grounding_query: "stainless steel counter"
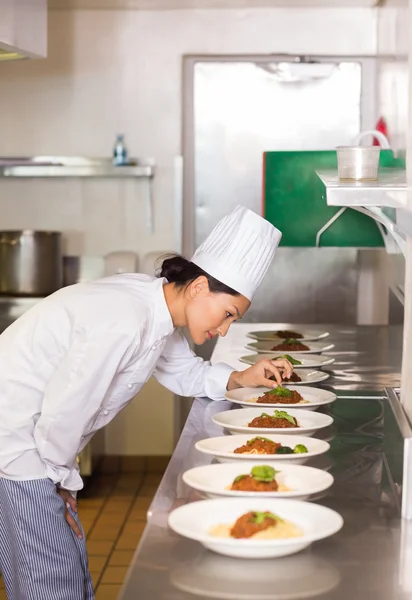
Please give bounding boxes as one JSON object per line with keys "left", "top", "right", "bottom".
{"left": 119, "top": 325, "right": 412, "bottom": 600}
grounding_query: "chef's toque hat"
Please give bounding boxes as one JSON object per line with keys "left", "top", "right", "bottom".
{"left": 191, "top": 205, "right": 282, "bottom": 301}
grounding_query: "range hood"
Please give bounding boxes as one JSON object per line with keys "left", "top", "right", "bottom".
{"left": 0, "top": 0, "right": 47, "bottom": 62}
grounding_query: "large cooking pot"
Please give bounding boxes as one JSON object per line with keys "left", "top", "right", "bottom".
{"left": 0, "top": 230, "right": 63, "bottom": 296}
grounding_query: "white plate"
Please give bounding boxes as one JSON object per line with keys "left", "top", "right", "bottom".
{"left": 212, "top": 407, "right": 333, "bottom": 437}
{"left": 171, "top": 552, "right": 341, "bottom": 600}
{"left": 168, "top": 497, "right": 343, "bottom": 558}
{"left": 195, "top": 434, "right": 330, "bottom": 464}
{"left": 247, "top": 330, "right": 330, "bottom": 342}
{"left": 182, "top": 462, "right": 334, "bottom": 501}
{"left": 225, "top": 386, "right": 336, "bottom": 411}
{"left": 246, "top": 341, "right": 335, "bottom": 355}
{"left": 239, "top": 353, "right": 336, "bottom": 369}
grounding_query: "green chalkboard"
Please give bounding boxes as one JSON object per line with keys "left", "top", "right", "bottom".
{"left": 263, "top": 150, "right": 405, "bottom": 247}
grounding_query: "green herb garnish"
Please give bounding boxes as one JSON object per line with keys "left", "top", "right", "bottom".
{"left": 250, "top": 465, "right": 278, "bottom": 482}
{"left": 273, "top": 410, "right": 296, "bottom": 425}
{"left": 268, "top": 385, "right": 292, "bottom": 398}
{"left": 250, "top": 511, "right": 284, "bottom": 525}
{"left": 283, "top": 339, "right": 299, "bottom": 345}
{"left": 273, "top": 354, "right": 302, "bottom": 366}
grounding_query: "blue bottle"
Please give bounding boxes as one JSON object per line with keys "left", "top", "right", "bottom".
{"left": 113, "top": 134, "right": 128, "bottom": 166}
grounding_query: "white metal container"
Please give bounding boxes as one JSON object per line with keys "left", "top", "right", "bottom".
{"left": 336, "top": 146, "right": 380, "bottom": 181}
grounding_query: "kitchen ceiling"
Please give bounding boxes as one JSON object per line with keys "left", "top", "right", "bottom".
{"left": 49, "top": 0, "right": 395, "bottom": 9}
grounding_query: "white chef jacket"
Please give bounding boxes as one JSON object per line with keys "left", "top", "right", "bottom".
{"left": 0, "top": 274, "right": 234, "bottom": 491}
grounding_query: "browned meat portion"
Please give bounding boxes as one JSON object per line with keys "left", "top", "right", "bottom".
{"left": 230, "top": 512, "right": 278, "bottom": 539}
{"left": 275, "top": 330, "right": 303, "bottom": 339}
{"left": 256, "top": 390, "right": 303, "bottom": 405}
{"left": 282, "top": 372, "right": 302, "bottom": 383}
{"left": 231, "top": 475, "right": 278, "bottom": 492}
{"left": 234, "top": 438, "right": 281, "bottom": 455}
{"left": 271, "top": 341, "right": 309, "bottom": 352}
{"left": 248, "top": 415, "right": 298, "bottom": 429}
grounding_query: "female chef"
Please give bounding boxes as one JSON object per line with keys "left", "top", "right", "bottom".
{"left": 0, "top": 205, "right": 290, "bottom": 600}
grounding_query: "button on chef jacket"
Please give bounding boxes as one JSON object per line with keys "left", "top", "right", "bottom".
{"left": 0, "top": 274, "right": 234, "bottom": 491}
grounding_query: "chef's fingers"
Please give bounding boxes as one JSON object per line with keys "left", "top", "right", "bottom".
{"left": 65, "top": 510, "right": 83, "bottom": 540}
{"left": 261, "top": 363, "right": 283, "bottom": 386}
{"left": 66, "top": 493, "right": 77, "bottom": 513}
{"left": 270, "top": 359, "right": 293, "bottom": 378}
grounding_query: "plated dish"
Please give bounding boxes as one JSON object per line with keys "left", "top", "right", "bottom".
{"left": 182, "top": 462, "right": 334, "bottom": 500}
{"left": 168, "top": 497, "right": 343, "bottom": 558}
{"left": 246, "top": 341, "right": 335, "bottom": 355}
{"left": 212, "top": 407, "right": 334, "bottom": 436}
{"left": 225, "top": 385, "right": 336, "bottom": 411}
{"left": 247, "top": 329, "right": 330, "bottom": 342}
{"left": 239, "top": 353, "right": 336, "bottom": 369}
{"left": 195, "top": 433, "right": 330, "bottom": 464}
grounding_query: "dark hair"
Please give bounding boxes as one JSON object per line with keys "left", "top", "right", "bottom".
{"left": 158, "top": 254, "right": 240, "bottom": 296}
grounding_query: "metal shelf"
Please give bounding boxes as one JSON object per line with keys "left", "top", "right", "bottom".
{"left": 316, "top": 168, "right": 407, "bottom": 208}
{"left": 0, "top": 157, "right": 155, "bottom": 233}
{"left": 316, "top": 168, "right": 410, "bottom": 257}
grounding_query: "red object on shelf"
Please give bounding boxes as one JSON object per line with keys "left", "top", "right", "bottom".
{"left": 373, "top": 117, "right": 389, "bottom": 146}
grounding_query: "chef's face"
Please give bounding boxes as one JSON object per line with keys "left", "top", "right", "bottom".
{"left": 185, "top": 276, "right": 251, "bottom": 345}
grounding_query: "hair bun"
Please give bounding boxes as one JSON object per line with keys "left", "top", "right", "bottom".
{"left": 159, "top": 255, "right": 191, "bottom": 283}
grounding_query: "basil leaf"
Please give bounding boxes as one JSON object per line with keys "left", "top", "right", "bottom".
{"left": 250, "top": 511, "right": 284, "bottom": 525}
{"left": 268, "top": 385, "right": 292, "bottom": 397}
{"left": 273, "top": 354, "right": 302, "bottom": 366}
{"left": 283, "top": 338, "right": 299, "bottom": 344}
{"left": 251, "top": 465, "right": 278, "bottom": 482}
{"left": 273, "top": 410, "right": 296, "bottom": 425}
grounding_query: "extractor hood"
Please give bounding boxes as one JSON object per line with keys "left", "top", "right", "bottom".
{"left": 0, "top": 0, "right": 47, "bottom": 62}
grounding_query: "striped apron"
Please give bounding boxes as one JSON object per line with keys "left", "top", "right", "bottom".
{"left": 0, "top": 478, "right": 94, "bottom": 600}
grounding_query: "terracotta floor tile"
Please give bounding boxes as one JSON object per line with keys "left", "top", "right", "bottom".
{"left": 143, "top": 473, "right": 163, "bottom": 485}
{"left": 132, "top": 496, "right": 152, "bottom": 509}
{"left": 90, "top": 570, "right": 102, "bottom": 589}
{"left": 122, "top": 522, "right": 146, "bottom": 536}
{"left": 88, "top": 556, "right": 107, "bottom": 572}
{"left": 95, "top": 584, "right": 122, "bottom": 600}
{"left": 109, "top": 549, "right": 135, "bottom": 566}
{"left": 0, "top": 589, "right": 7, "bottom": 600}
{"left": 95, "top": 514, "right": 126, "bottom": 527}
{"left": 87, "top": 540, "right": 114, "bottom": 556}
{"left": 100, "top": 566, "right": 129, "bottom": 585}
{"left": 115, "top": 533, "right": 142, "bottom": 550}
{"left": 89, "top": 525, "right": 122, "bottom": 542}
{"left": 146, "top": 455, "right": 171, "bottom": 472}
{"left": 0, "top": 577, "right": 4, "bottom": 589}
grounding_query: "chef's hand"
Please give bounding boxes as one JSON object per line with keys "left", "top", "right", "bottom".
{"left": 227, "top": 358, "right": 293, "bottom": 390}
{"left": 57, "top": 488, "right": 83, "bottom": 540}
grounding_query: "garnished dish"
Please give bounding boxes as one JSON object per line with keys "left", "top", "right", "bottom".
{"left": 195, "top": 434, "right": 329, "bottom": 465}
{"left": 280, "top": 372, "right": 302, "bottom": 383}
{"left": 255, "top": 386, "right": 306, "bottom": 405}
{"left": 234, "top": 436, "right": 308, "bottom": 456}
{"left": 209, "top": 510, "right": 303, "bottom": 540}
{"left": 168, "top": 497, "right": 344, "bottom": 559}
{"left": 212, "top": 406, "right": 334, "bottom": 437}
{"left": 271, "top": 339, "right": 310, "bottom": 352}
{"left": 230, "top": 465, "right": 284, "bottom": 492}
{"left": 248, "top": 410, "right": 299, "bottom": 429}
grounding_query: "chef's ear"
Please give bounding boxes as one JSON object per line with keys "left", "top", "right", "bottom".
{"left": 188, "top": 275, "right": 210, "bottom": 298}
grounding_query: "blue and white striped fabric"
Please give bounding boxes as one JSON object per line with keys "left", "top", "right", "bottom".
{"left": 0, "top": 478, "right": 94, "bottom": 600}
